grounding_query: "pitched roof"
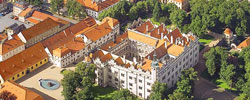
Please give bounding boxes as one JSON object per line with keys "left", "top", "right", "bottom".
{"left": 173, "top": 0, "right": 185, "bottom": 3}
{"left": 167, "top": 43, "right": 184, "bottom": 57}
{"left": 28, "top": 11, "right": 69, "bottom": 25}
{"left": 141, "top": 59, "right": 162, "bottom": 72}
{"left": 84, "top": 21, "right": 112, "bottom": 42}
{"left": 26, "top": 17, "right": 40, "bottom": 24}
{"left": 19, "top": 8, "right": 32, "bottom": 17}
{"left": 21, "top": 18, "right": 59, "bottom": 41}
{"left": 135, "top": 21, "right": 154, "bottom": 34}
{"left": 0, "top": 43, "right": 48, "bottom": 80}
{"left": 224, "top": 28, "right": 232, "bottom": 35}
{"left": 101, "top": 32, "right": 128, "bottom": 51}
{"left": 101, "top": 17, "right": 119, "bottom": 28}
{"left": 53, "top": 47, "right": 71, "bottom": 57}
{"left": 0, "top": 38, "right": 24, "bottom": 55}
{"left": 0, "top": 81, "right": 44, "bottom": 100}
{"left": 127, "top": 30, "right": 158, "bottom": 46}
{"left": 237, "top": 37, "right": 250, "bottom": 49}
{"left": 77, "top": 0, "right": 119, "bottom": 12}
{"left": 149, "top": 24, "right": 168, "bottom": 39}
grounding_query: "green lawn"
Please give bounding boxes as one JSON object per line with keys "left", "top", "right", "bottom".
{"left": 215, "top": 79, "right": 237, "bottom": 91}
{"left": 92, "top": 84, "right": 119, "bottom": 100}
{"left": 199, "top": 34, "right": 215, "bottom": 45}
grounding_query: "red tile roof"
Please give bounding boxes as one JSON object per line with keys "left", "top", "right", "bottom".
{"left": 0, "top": 38, "right": 24, "bottom": 55}
{"left": 0, "top": 81, "right": 44, "bottom": 100}
{"left": 21, "top": 18, "right": 59, "bottom": 41}
{"left": 0, "top": 43, "right": 48, "bottom": 80}
{"left": 237, "top": 37, "right": 250, "bottom": 49}
{"left": 77, "top": 0, "right": 119, "bottom": 12}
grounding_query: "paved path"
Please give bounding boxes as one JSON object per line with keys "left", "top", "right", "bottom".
{"left": 193, "top": 33, "right": 237, "bottom": 100}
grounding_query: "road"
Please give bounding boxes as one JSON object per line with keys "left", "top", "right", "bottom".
{"left": 193, "top": 33, "right": 237, "bottom": 100}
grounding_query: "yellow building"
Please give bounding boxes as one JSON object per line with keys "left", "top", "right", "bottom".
{"left": 0, "top": 43, "right": 48, "bottom": 84}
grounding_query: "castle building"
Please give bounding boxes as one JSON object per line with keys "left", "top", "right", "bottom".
{"left": 160, "top": 0, "right": 189, "bottom": 11}
{"left": 92, "top": 19, "right": 199, "bottom": 99}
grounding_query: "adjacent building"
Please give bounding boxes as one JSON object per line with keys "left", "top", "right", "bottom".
{"left": 77, "top": 0, "right": 120, "bottom": 19}
{"left": 160, "top": 0, "right": 189, "bottom": 11}
{"left": 0, "top": 0, "right": 8, "bottom": 12}
{"left": 0, "top": 43, "right": 48, "bottom": 84}
{"left": 13, "top": 1, "right": 28, "bottom": 16}
{"left": 18, "top": 18, "right": 62, "bottom": 47}
{"left": 236, "top": 37, "right": 250, "bottom": 51}
{"left": 92, "top": 19, "right": 199, "bottom": 99}
{"left": 42, "top": 16, "right": 120, "bottom": 67}
{"left": 0, "top": 81, "right": 44, "bottom": 100}
{"left": 0, "top": 34, "right": 25, "bottom": 62}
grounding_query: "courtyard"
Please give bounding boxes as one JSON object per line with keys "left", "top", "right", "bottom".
{"left": 16, "top": 63, "right": 76, "bottom": 100}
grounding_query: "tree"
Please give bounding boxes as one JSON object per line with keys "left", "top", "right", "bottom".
{"left": 170, "top": 9, "right": 187, "bottom": 28}
{"left": 128, "top": 5, "right": 139, "bottom": 20}
{"left": 219, "top": 64, "right": 236, "bottom": 88}
{"left": 205, "top": 53, "right": 216, "bottom": 76}
{"left": 0, "top": 91, "right": 17, "bottom": 100}
{"left": 112, "top": 89, "right": 137, "bottom": 100}
{"left": 75, "top": 86, "right": 94, "bottom": 100}
{"left": 51, "top": 0, "right": 64, "bottom": 15}
{"left": 152, "top": 1, "right": 162, "bottom": 22}
{"left": 61, "top": 71, "right": 82, "bottom": 100}
{"left": 168, "top": 68, "right": 197, "bottom": 100}
{"left": 149, "top": 81, "right": 168, "bottom": 100}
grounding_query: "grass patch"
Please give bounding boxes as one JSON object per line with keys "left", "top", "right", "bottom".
{"left": 92, "top": 84, "right": 119, "bottom": 100}
{"left": 201, "top": 69, "right": 237, "bottom": 92}
{"left": 199, "top": 34, "right": 215, "bottom": 45}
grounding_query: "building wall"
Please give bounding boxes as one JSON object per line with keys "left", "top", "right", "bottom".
{"left": 5, "top": 58, "right": 48, "bottom": 83}
{"left": 0, "top": 44, "right": 25, "bottom": 62}
{"left": 13, "top": 7, "right": 24, "bottom": 16}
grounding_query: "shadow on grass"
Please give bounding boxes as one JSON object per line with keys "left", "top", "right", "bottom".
{"left": 200, "top": 69, "right": 241, "bottom": 95}
{"left": 92, "top": 85, "right": 118, "bottom": 100}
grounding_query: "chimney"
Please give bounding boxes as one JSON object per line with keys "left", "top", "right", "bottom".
{"left": 146, "top": 25, "right": 148, "bottom": 32}
{"left": 63, "top": 30, "right": 67, "bottom": 37}
{"left": 161, "top": 33, "right": 163, "bottom": 39}
{"left": 171, "top": 35, "right": 173, "bottom": 44}
{"left": 133, "top": 57, "right": 136, "bottom": 63}
{"left": 123, "top": 55, "right": 126, "bottom": 63}
{"left": 158, "top": 28, "right": 160, "bottom": 34}
{"left": 165, "top": 41, "right": 167, "bottom": 49}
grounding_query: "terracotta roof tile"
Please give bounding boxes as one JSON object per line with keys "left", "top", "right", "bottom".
{"left": 0, "top": 43, "right": 48, "bottom": 80}
{"left": 21, "top": 18, "right": 59, "bottom": 40}
{"left": 53, "top": 47, "right": 70, "bottom": 57}
{"left": 150, "top": 24, "right": 168, "bottom": 39}
{"left": 141, "top": 59, "right": 162, "bottom": 72}
{"left": 135, "top": 21, "right": 154, "bottom": 34}
{"left": 224, "top": 28, "right": 232, "bottom": 35}
{"left": 0, "top": 81, "right": 44, "bottom": 100}
{"left": 101, "top": 32, "right": 128, "bottom": 50}
{"left": 77, "top": 0, "right": 119, "bottom": 12}
{"left": 101, "top": 17, "right": 119, "bottom": 28}
{"left": 100, "top": 53, "right": 113, "bottom": 62}
{"left": 19, "top": 8, "right": 32, "bottom": 17}
{"left": 28, "top": 11, "right": 69, "bottom": 25}
{"left": 84, "top": 21, "right": 112, "bottom": 42}
{"left": 128, "top": 30, "right": 158, "bottom": 46}
{"left": 26, "top": 17, "right": 40, "bottom": 24}
{"left": 0, "top": 38, "right": 24, "bottom": 55}
{"left": 237, "top": 37, "right": 250, "bottom": 49}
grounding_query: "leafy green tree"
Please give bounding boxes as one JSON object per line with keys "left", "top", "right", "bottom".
{"left": 33, "top": 0, "right": 43, "bottom": 7}
{"left": 204, "top": 52, "right": 216, "bottom": 76}
{"left": 112, "top": 89, "right": 137, "bottom": 100}
{"left": 129, "top": 5, "right": 139, "bottom": 20}
{"left": 149, "top": 81, "right": 168, "bottom": 100}
{"left": 61, "top": 71, "right": 82, "bottom": 100}
{"left": 153, "top": 1, "right": 162, "bottom": 22}
{"left": 75, "top": 86, "right": 94, "bottom": 100}
{"left": 51, "top": 0, "right": 64, "bottom": 15}
{"left": 168, "top": 92, "right": 192, "bottom": 100}
{"left": 170, "top": 9, "right": 187, "bottom": 28}
{"left": 0, "top": 91, "right": 17, "bottom": 100}
{"left": 219, "top": 64, "right": 236, "bottom": 88}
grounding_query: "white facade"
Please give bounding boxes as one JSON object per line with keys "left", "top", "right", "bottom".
{"left": 0, "top": 44, "right": 25, "bottom": 62}
{"left": 167, "top": 0, "right": 189, "bottom": 11}
{"left": 93, "top": 21, "right": 199, "bottom": 99}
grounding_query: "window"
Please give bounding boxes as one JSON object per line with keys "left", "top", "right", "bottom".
{"left": 168, "top": 71, "right": 170, "bottom": 76}
{"left": 129, "top": 76, "right": 132, "bottom": 79}
{"left": 12, "top": 77, "right": 15, "bottom": 80}
{"left": 147, "top": 89, "right": 151, "bottom": 92}
{"left": 172, "top": 68, "right": 174, "bottom": 72}
{"left": 162, "top": 76, "right": 166, "bottom": 80}
{"left": 139, "top": 86, "right": 142, "bottom": 90}
{"left": 129, "top": 83, "right": 133, "bottom": 86}
{"left": 36, "top": 64, "right": 38, "bottom": 67}
{"left": 17, "top": 74, "right": 19, "bottom": 77}
{"left": 22, "top": 72, "right": 24, "bottom": 75}
{"left": 147, "top": 82, "right": 151, "bottom": 86}
{"left": 44, "top": 59, "right": 47, "bottom": 62}
{"left": 139, "top": 79, "right": 142, "bottom": 83}
{"left": 40, "top": 61, "right": 42, "bottom": 64}
{"left": 115, "top": 78, "right": 118, "bottom": 81}
{"left": 121, "top": 73, "right": 124, "bottom": 77}
{"left": 121, "top": 80, "right": 125, "bottom": 83}
{"left": 139, "top": 93, "right": 142, "bottom": 97}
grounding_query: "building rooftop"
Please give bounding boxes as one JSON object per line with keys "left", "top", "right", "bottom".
{"left": 237, "top": 37, "right": 250, "bottom": 49}
{"left": 21, "top": 18, "right": 59, "bottom": 41}
{"left": 0, "top": 36, "right": 24, "bottom": 55}
{"left": 224, "top": 28, "right": 232, "bottom": 35}
{"left": 0, "top": 12, "right": 32, "bottom": 34}
{"left": 0, "top": 43, "right": 48, "bottom": 80}
{"left": 77, "top": 0, "right": 119, "bottom": 12}
{"left": 19, "top": 8, "right": 32, "bottom": 17}
{"left": 0, "top": 81, "right": 43, "bottom": 100}
{"left": 27, "top": 11, "right": 69, "bottom": 25}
